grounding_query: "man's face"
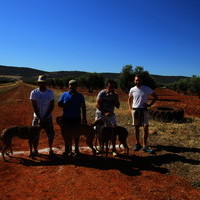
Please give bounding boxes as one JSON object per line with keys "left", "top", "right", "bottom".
{"left": 69, "top": 84, "right": 77, "bottom": 91}
{"left": 38, "top": 82, "right": 47, "bottom": 90}
{"left": 106, "top": 83, "right": 115, "bottom": 93}
{"left": 134, "top": 77, "right": 142, "bottom": 86}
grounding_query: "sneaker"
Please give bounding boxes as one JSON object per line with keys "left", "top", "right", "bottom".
{"left": 112, "top": 151, "right": 118, "bottom": 157}
{"left": 142, "top": 146, "right": 154, "bottom": 153}
{"left": 96, "top": 146, "right": 104, "bottom": 154}
{"left": 133, "top": 144, "right": 142, "bottom": 151}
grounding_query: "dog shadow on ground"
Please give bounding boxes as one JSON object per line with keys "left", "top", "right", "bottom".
{"left": 5, "top": 145, "right": 199, "bottom": 177}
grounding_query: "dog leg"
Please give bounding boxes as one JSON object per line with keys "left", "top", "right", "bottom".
{"left": 121, "top": 142, "right": 129, "bottom": 154}
{"left": 68, "top": 139, "right": 73, "bottom": 156}
{"left": 126, "top": 145, "right": 129, "bottom": 155}
{"left": 118, "top": 136, "right": 129, "bottom": 155}
{"left": 86, "top": 136, "right": 96, "bottom": 156}
{"left": 2, "top": 143, "right": 13, "bottom": 161}
{"left": 105, "top": 141, "right": 109, "bottom": 157}
{"left": 31, "top": 135, "right": 39, "bottom": 157}
{"left": 2, "top": 146, "right": 7, "bottom": 161}
{"left": 63, "top": 139, "right": 71, "bottom": 157}
{"left": 10, "top": 146, "right": 13, "bottom": 155}
{"left": 111, "top": 133, "right": 117, "bottom": 156}
{"left": 1, "top": 137, "right": 12, "bottom": 161}
{"left": 74, "top": 137, "right": 80, "bottom": 155}
{"left": 28, "top": 139, "right": 33, "bottom": 158}
{"left": 124, "top": 143, "right": 129, "bottom": 155}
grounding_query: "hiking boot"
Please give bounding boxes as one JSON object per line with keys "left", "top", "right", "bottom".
{"left": 142, "top": 146, "right": 154, "bottom": 153}
{"left": 133, "top": 144, "right": 142, "bottom": 151}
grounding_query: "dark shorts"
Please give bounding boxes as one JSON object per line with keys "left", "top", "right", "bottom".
{"left": 32, "top": 117, "right": 55, "bottom": 140}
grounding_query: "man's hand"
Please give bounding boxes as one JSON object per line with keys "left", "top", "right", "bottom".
{"left": 104, "top": 112, "right": 113, "bottom": 117}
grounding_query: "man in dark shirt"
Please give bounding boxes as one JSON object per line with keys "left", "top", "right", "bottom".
{"left": 95, "top": 80, "right": 120, "bottom": 149}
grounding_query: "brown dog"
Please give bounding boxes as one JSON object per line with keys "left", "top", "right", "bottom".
{"left": 56, "top": 116, "right": 103, "bottom": 156}
{"left": 100, "top": 126, "right": 129, "bottom": 156}
{"left": 1, "top": 125, "right": 42, "bottom": 161}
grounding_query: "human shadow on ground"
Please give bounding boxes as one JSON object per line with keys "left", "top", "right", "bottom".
{"left": 9, "top": 153, "right": 169, "bottom": 176}
{"left": 4, "top": 142, "right": 200, "bottom": 176}
{"left": 6, "top": 146, "right": 199, "bottom": 177}
{"left": 119, "top": 152, "right": 200, "bottom": 167}
{"left": 151, "top": 145, "right": 200, "bottom": 154}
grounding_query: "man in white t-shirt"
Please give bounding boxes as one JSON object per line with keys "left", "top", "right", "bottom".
{"left": 30, "top": 75, "right": 55, "bottom": 156}
{"left": 128, "top": 74, "right": 157, "bottom": 153}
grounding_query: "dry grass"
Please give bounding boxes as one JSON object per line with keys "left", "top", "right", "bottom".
{"left": 0, "top": 81, "right": 21, "bottom": 94}
{"left": 149, "top": 118, "right": 200, "bottom": 185}
{"left": 0, "top": 75, "right": 22, "bottom": 79}
{"left": 83, "top": 95, "right": 200, "bottom": 188}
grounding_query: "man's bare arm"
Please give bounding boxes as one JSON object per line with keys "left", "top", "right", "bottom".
{"left": 128, "top": 96, "right": 133, "bottom": 111}
{"left": 31, "top": 99, "right": 40, "bottom": 119}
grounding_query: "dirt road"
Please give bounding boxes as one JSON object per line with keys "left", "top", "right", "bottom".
{"left": 0, "top": 83, "right": 199, "bottom": 200}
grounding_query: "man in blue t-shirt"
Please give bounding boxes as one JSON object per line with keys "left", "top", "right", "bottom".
{"left": 58, "top": 80, "right": 87, "bottom": 156}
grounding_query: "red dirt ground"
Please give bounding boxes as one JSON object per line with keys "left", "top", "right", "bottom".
{"left": 0, "top": 83, "right": 199, "bottom": 200}
{"left": 153, "top": 88, "right": 200, "bottom": 118}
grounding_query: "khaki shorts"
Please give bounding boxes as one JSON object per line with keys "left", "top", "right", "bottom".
{"left": 131, "top": 110, "right": 149, "bottom": 126}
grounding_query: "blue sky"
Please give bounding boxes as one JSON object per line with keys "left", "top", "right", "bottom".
{"left": 0, "top": 0, "right": 199, "bottom": 77}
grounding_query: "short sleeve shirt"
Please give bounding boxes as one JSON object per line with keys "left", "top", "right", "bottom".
{"left": 30, "top": 88, "right": 54, "bottom": 118}
{"left": 129, "top": 85, "right": 153, "bottom": 108}
{"left": 58, "top": 91, "right": 84, "bottom": 119}
{"left": 96, "top": 89, "right": 118, "bottom": 115}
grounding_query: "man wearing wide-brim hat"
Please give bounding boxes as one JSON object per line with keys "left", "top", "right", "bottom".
{"left": 58, "top": 79, "right": 87, "bottom": 156}
{"left": 30, "top": 75, "right": 55, "bottom": 156}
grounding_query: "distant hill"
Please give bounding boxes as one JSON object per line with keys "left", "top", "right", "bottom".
{"left": 0, "top": 65, "right": 189, "bottom": 84}
{"left": 150, "top": 74, "right": 189, "bottom": 84}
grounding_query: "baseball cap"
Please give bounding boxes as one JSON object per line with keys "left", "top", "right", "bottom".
{"left": 69, "top": 79, "right": 78, "bottom": 85}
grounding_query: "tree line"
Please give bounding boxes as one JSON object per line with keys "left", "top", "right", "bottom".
{"left": 48, "top": 65, "right": 157, "bottom": 93}
{"left": 166, "top": 75, "right": 200, "bottom": 98}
